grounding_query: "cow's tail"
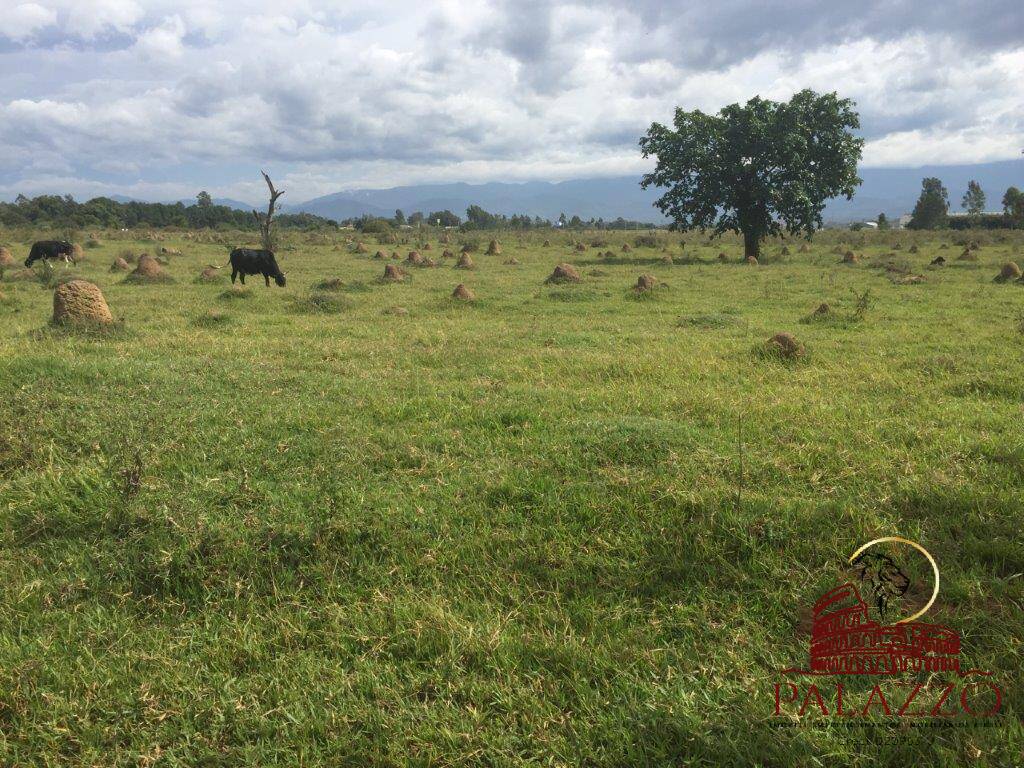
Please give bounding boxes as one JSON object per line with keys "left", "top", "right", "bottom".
{"left": 207, "top": 247, "right": 235, "bottom": 270}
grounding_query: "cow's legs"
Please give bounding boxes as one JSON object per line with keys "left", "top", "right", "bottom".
{"left": 264, "top": 273, "right": 271, "bottom": 287}
{"left": 231, "top": 269, "right": 238, "bottom": 284}
{"left": 239, "top": 273, "right": 245, "bottom": 284}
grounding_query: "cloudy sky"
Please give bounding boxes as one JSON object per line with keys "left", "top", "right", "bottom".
{"left": 1, "top": 0, "right": 1022, "bottom": 203}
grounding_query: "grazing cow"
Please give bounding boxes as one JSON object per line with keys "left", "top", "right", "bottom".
{"left": 227, "top": 248, "right": 286, "bottom": 287}
{"left": 25, "top": 240, "right": 75, "bottom": 267}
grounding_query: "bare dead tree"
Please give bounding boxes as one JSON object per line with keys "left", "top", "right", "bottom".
{"left": 252, "top": 170, "right": 284, "bottom": 252}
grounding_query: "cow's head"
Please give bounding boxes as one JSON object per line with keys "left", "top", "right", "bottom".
{"left": 275, "top": 272, "right": 286, "bottom": 287}
{"left": 24, "top": 255, "right": 36, "bottom": 267}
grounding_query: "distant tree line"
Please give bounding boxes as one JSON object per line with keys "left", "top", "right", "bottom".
{"left": 908, "top": 178, "right": 1023, "bottom": 230}
{"left": 0, "top": 193, "right": 338, "bottom": 231}
{"left": 347, "top": 206, "right": 659, "bottom": 232}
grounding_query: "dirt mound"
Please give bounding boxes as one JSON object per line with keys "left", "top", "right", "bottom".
{"left": 71, "top": 243, "right": 84, "bottom": 261}
{"left": 486, "top": 239, "right": 501, "bottom": 255}
{"left": 718, "top": 252, "right": 728, "bottom": 262}
{"left": 994, "top": 262, "right": 1022, "bottom": 283}
{"left": 0, "top": 246, "right": 13, "bottom": 266}
{"left": 635, "top": 274, "right": 656, "bottom": 292}
{"left": 421, "top": 257, "right": 438, "bottom": 268}
{"left": 780, "top": 246, "right": 790, "bottom": 256}
{"left": 813, "top": 302, "right": 831, "bottom": 317}
{"left": 460, "top": 244, "right": 474, "bottom": 254}
{"left": 798, "top": 243, "right": 810, "bottom": 253}
{"left": 622, "top": 243, "right": 632, "bottom": 253}
{"left": 452, "top": 283, "right": 475, "bottom": 300}
{"left": 405, "top": 251, "right": 423, "bottom": 265}
{"left": 4, "top": 269, "right": 36, "bottom": 282}
{"left": 110, "top": 257, "right": 130, "bottom": 271}
{"left": 957, "top": 249, "right": 978, "bottom": 262}
{"left": 383, "top": 305, "right": 409, "bottom": 316}
{"left": 661, "top": 255, "right": 674, "bottom": 264}
{"left": 842, "top": 251, "right": 859, "bottom": 264}
{"left": 391, "top": 251, "right": 400, "bottom": 260}
{"left": 52, "top": 280, "right": 112, "bottom": 326}
{"left": 197, "top": 266, "right": 222, "bottom": 282}
{"left": 160, "top": 247, "right": 182, "bottom": 256}
{"left": 574, "top": 242, "right": 586, "bottom": 252}
{"left": 763, "top": 332, "right": 804, "bottom": 360}
{"left": 374, "top": 250, "right": 386, "bottom": 260}
{"left": 503, "top": 257, "right": 519, "bottom": 265}
{"left": 422, "top": 243, "right": 432, "bottom": 251}
{"left": 442, "top": 249, "right": 454, "bottom": 259}
{"left": 355, "top": 242, "right": 369, "bottom": 253}
{"left": 894, "top": 274, "right": 926, "bottom": 285}
{"left": 745, "top": 255, "right": 759, "bottom": 265}
{"left": 909, "top": 244, "right": 919, "bottom": 254}
{"left": 383, "top": 264, "right": 405, "bottom": 281}
{"left": 125, "top": 253, "right": 173, "bottom": 283}
{"left": 542, "top": 240, "right": 551, "bottom": 247}
{"left": 455, "top": 253, "right": 475, "bottom": 269}
{"left": 313, "top": 278, "right": 346, "bottom": 291}
{"left": 930, "top": 256, "right": 945, "bottom": 266}
{"left": 546, "top": 263, "right": 581, "bottom": 284}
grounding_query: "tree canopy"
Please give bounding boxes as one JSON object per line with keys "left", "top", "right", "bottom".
{"left": 429, "top": 210, "right": 461, "bottom": 227}
{"left": 639, "top": 89, "right": 863, "bottom": 257}
{"left": 908, "top": 178, "right": 949, "bottom": 230}
{"left": 961, "top": 180, "right": 986, "bottom": 218}
{"left": 1003, "top": 187, "right": 1023, "bottom": 228}
{"left": 0, "top": 194, "right": 336, "bottom": 231}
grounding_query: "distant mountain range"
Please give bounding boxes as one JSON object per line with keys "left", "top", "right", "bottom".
{"left": 289, "top": 159, "right": 1021, "bottom": 224}
{"left": 107, "top": 194, "right": 256, "bottom": 210}
{"left": 292, "top": 177, "right": 669, "bottom": 223}
{"left": 5, "top": 159, "right": 1020, "bottom": 223}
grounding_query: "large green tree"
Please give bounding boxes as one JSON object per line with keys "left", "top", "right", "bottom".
{"left": 1003, "top": 187, "right": 1024, "bottom": 228}
{"left": 961, "top": 180, "right": 986, "bottom": 218}
{"left": 907, "top": 177, "right": 949, "bottom": 230}
{"left": 639, "top": 89, "right": 863, "bottom": 258}
{"left": 429, "top": 209, "right": 461, "bottom": 227}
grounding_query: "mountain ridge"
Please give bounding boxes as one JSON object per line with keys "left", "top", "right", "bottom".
{"left": 292, "top": 159, "right": 1022, "bottom": 223}
{"left": 4, "top": 159, "right": 1019, "bottom": 223}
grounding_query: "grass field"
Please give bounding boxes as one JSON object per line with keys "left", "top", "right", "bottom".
{"left": 1, "top": 227, "right": 1023, "bottom": 765}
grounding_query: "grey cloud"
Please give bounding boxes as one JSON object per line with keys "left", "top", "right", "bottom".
{"left": 0, "top": 0, "right": 1021, "bottom": 198}
{"left": 604, "top": 0, "right": 1024, "bottom": 68}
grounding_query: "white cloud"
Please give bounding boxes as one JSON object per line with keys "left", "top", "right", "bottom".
{"left": 2, "top": 3, "right": 57, "bottom": 40}
{"left": 0, "top": 0, "right": 1021, "bottom": 201}
{"left": 64, "top": 0, "right": 145, "bottom": 38}
{"left": 132, "top": 15, "right": 186, "bottom": 61}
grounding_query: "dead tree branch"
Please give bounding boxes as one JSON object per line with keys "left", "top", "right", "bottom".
{"left": 252, "top": 170, "right": 285, "bottom": 251}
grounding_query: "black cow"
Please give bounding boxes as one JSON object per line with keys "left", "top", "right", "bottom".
{"left": 228, "top": 248, "right": 286, "bottom": 287}
{"left": 25, "top": 240, "right": 75, "bottom": 267}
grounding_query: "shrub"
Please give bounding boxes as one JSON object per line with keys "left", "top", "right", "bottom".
{"left": 292, "top": 291, "right": 352, "bottom": 314}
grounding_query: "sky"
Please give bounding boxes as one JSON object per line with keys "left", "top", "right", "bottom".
{"left": 0, "top": 0, "right": 1022, "bottom": 204}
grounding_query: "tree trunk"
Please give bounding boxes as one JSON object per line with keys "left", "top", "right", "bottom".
{"left": 743, "top": 229, "right": 760, "bottom": 260}
{"left": 252, "top": 170, "right": 284, "bottom": 252}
